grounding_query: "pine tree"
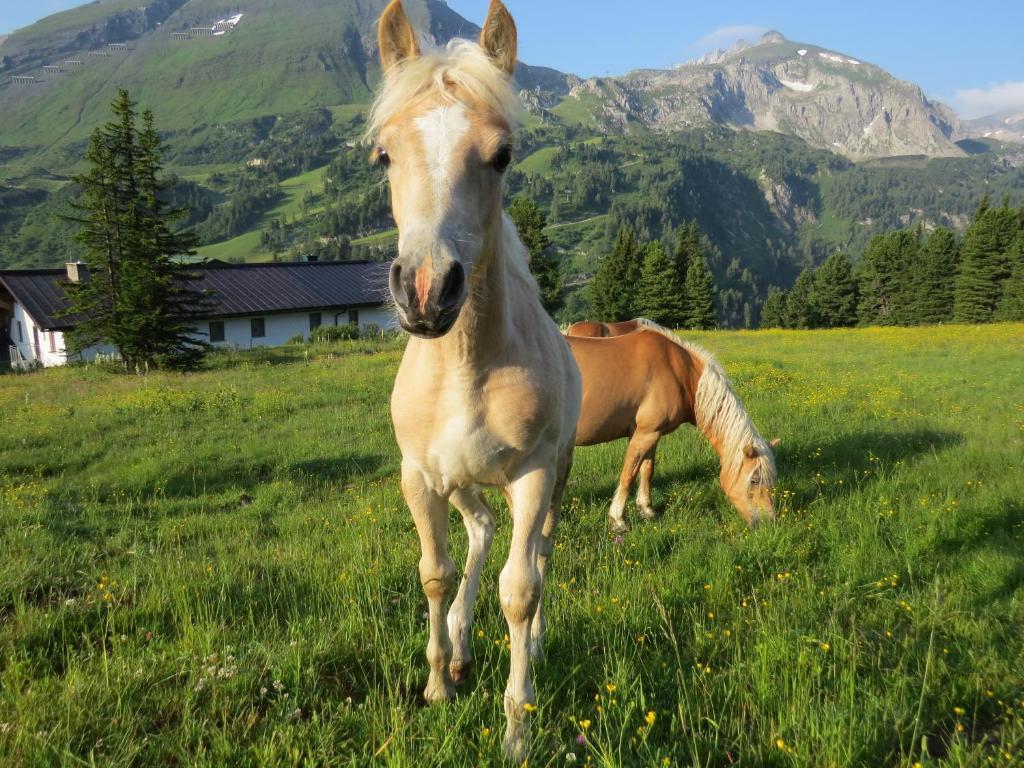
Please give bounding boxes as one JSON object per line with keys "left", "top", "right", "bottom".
{"left": 683, "top": 251, "right": 716, "bottom": 329}
{"left": 783, "top": 268, "right": 819, "bottom": 329}
{"left": 676, "top": 221, "right": 701, "bottom": 284}
{"left": 954, "top": 198, "right": 1019, "bottom": 323}
{"left": 812, "top": 252, "right": 858, "bottom": 327}
{"left": 857, "top": 231, "right": 916, "bottom": 326}
{"left": 63, "top": 90, "right": 205, "bottom": 370}
{"left": 760, "top": 289, "right": 788, "bottom": 328}
{"left": 509, "top": 195, "right": 562, "bottom": 313}
{"left": 635, "top": 241, "right": 687, "bottom": 327}
{"left": 996, "top": 234, "right": 1024, "bottom": 321}
{"left": 589, "top": 224, "right": 642, "bottom": 321}
{"left": 911, "top": 228, "right": 959, "bottom": 324}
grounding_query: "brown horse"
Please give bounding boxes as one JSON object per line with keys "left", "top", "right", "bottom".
{"left": 565, "top": 319, "right": 778, "bottom": 530}
{"left": 373, "top": 1, "right": 580, "bottom": 759}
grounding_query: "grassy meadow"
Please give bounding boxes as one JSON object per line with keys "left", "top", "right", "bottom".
{"left": 1, "top": 325, "right": 1023, "bottom": 767}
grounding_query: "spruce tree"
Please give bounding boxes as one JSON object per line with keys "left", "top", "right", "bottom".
{"left": 783, "top": 268, "right": 819, "bottom": 329}
{"left": 635, "top": 241, "right": 687, "bottom": 327}
{"left": 63, "top": 90, "right": 205, "bottom": 370}
{"left": 683, "top": 252, "right": 717, "bottom": 329}
{"left": 911, "top": 228, "right": 959, "bottom": 324}
{"left": 812, "top": 252, "right": 858, "bottom": 327}
{"left": 760, "top": 289, "right": 788, "bottom": 328}
{"left": 509, "top": 195, "right": 562, "bottom": 313}
{"left": 589, "top": 224, "right": 642, "bottom": 321}
{"left": 995, "top": 235, "right": 1024, "bottom": 321}
{"left": 857, "top": 231, "right": 915, "bottom": 326}
{"left": 954, "top": 198, "right": 1019, "bottom": 323}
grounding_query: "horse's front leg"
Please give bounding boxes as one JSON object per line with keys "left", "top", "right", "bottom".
{"left": 500, "top": 462, "right": 555, "bottom": 761}
{"left": 447, "top": 488, "right": 496, "bottom": 684}
{"left": 401, "top": 464, "right": 457, "bottom": 703}
{"left": 609, "top": 430, "right": 660, "bottom": 532}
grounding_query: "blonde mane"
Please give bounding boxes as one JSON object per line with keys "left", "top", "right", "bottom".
{"left": 633, "top": 318, "right": 777, "bottom": 485}
{"left": 367, "top": 39, "right": 521, "bottom": 141}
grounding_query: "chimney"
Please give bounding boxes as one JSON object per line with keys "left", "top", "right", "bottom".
{"left": 65, "top": 262, "right": 88, "bottom": 283}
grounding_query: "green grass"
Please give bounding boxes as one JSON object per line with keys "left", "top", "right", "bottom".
{"left": 194, "top": 163, "right": 331, "bottom": 262}
{"left": 1, "top": 325, "right": 1023, "bottom": 766}
{"left": 516, "top": 147, "right": 559, "bottom": 175}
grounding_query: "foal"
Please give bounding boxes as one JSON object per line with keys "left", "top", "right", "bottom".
{"left": 565, "top": 320, "right": 778, "bottom": 529}
{"left": 373, "top": 1, "right": 580, "bottom": 758}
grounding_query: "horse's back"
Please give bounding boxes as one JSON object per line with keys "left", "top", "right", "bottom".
{"left": 567, "top": 330, "right": 696, "bottom": 445}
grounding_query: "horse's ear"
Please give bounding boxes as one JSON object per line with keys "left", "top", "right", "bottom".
{"left": 378, "top": 0, "right": 419, "bottom": 73}
{"left": 769, "top": 438, "right": 781, "bottom": 449}
{"left": 479, "top": 0, "right": 517, "bottom": 76}
{"left": 744, "top": 443, "right": 759, "bottom": 459}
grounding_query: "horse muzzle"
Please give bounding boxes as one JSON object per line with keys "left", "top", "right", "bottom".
{"left": 389, "top": 256, "right": 466, "bottom": 339}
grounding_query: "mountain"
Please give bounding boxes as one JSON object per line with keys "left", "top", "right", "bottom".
{"left": 560, "top": 31, "right": 963, "bottom": 161}
{"left": 2, "top": 3, "right": 1022, "bottom": 327}
{"left": 963, "top": 110, "right": 1024, "bottom": 144}
{"left": 0, "top": 0, "right": 573, "bottom": 174}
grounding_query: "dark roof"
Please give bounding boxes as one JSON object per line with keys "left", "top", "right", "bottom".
{"left": 0, "top": 260, "right": 392, "bottom": 331}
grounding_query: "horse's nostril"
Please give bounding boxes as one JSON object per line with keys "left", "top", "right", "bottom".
{"left": 439, "top": 263, "right": 465, "bottom": 310}
{"left": 389, "top": 261, "right": 406, "bottom": 307}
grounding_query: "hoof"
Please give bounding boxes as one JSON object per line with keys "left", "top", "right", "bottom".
{"left": 449, "top": 659, "right": 473, "bottom": 685}
{"left": 637, "top": 505, "right": 657, "bottom": 521}
{"left": 423, "top": 677, "right": 455, "bottom": 703}
{"left": 502, "top": 728, "right": 529, "bottom": 763}
{"left": 608, "top": 516, "right": 628, "bottom": 533}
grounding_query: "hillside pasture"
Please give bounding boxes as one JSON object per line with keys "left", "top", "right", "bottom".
{"left": 1, "top": 325, "right": 1022, "bottom": 766}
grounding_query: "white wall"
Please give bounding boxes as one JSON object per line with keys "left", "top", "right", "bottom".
{"left": 7, "top": 302, "right": 72, "bottom": 368}
{"left": 197, "top": 307, "right": 398, "bottom": 349}
{"left": 5, "top": 303, "right": 397, "bottom": 368}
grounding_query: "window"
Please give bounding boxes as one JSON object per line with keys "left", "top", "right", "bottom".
{"left": 250, "top": 317, "right": 266, "bottom": 339}
{"left": 209, "top": 321, "right": 225, "bottom": 343}
{"left": 16, "top": 321, "right": 23, "bottom": 342}
{"left": 309, "top": 313, "right": 322, "bottom": 332}
{"left": 348, "top": 309, "right": 359, "bottom": 325}
{"left": 49, "top": 331, "right": 57, "bottom": 353}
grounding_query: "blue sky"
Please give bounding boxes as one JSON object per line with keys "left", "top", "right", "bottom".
{"left": 3, "top": 0, "right": 1022, "bottom": 117}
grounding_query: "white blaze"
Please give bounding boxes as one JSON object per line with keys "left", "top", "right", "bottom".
{"left": 414, "top": 105, "right": 471, "bottom": 209}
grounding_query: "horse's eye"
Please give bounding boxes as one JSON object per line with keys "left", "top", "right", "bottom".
{"left": 750, "top": 470, "right": 761, "bottom": 487}
{"left": 491, "top": 145, "right": 512, "bottom": 173}
{"left": 373, "top": 147, "right": 391, "bottom": 168}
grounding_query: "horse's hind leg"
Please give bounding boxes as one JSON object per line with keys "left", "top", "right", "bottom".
{"left": 447, "top": 488, "right": 496, "bottom": 684}
{"left": 635, "top": 439, "right": 659, "bottom": 521}
{"left": 609, "top": 430, "right": 660, "bottom": 532}
{"left": 530, "top": 448, "right": 572, "bottom": 661}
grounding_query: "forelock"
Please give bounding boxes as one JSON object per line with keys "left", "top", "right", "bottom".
{"left": 367, "top": 39, "right": 520, "bottom": 141}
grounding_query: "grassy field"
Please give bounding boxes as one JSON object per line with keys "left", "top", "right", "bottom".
{"left": 1, "top": 325, "right": 1023, "bottom": 767}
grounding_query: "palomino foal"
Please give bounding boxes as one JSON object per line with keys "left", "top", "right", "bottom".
{"left": 372, "top": 1, "right": 581, "bottom": 759}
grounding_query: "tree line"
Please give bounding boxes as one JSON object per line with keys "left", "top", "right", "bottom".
{"left": 588, "top": 221, "right": 718, "bottom": 329}
{"left": 762, "top": 196, "right": 1024, "bottom": 328}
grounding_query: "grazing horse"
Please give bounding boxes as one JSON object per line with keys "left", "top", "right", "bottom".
{"left": 565, "top": 319, "right": 778, "bottom": 530}
{"left": 372, "top": 1, "right": 581, "bottom": 759}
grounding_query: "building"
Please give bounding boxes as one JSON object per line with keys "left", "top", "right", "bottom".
{"left": 1, "top": 260, "right": 396, "bottom": 369}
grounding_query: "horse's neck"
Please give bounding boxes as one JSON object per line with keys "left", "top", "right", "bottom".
{"left": 438, "top": 224, "right": 514, "bottom": 367}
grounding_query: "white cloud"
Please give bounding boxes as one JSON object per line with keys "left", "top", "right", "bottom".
{"left": 952, "top": 81, "right": 1024, "bottom": 119}
{"left": 692, "top": 25, "right": 770, "bottom": 53}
